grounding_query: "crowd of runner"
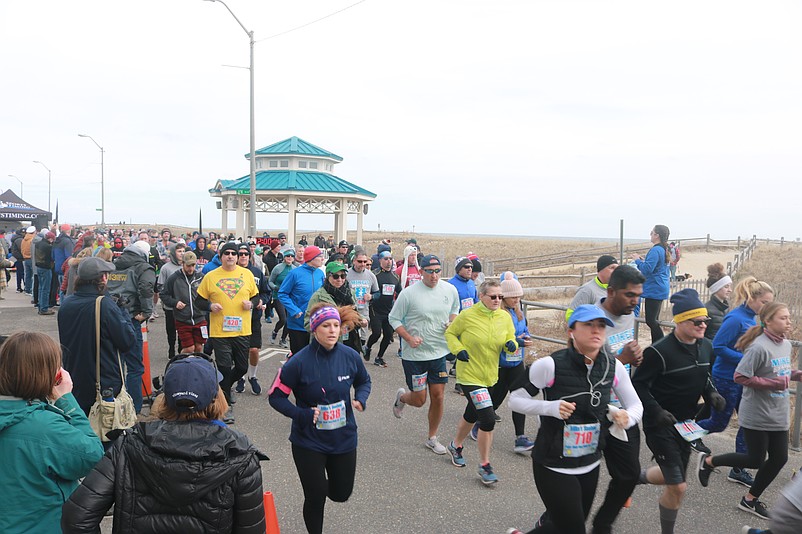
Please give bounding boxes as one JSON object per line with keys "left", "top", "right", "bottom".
{"left": 1, "top": 222, "right": 801, "bottom": 533}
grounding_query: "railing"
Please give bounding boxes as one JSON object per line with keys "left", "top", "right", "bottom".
{"left": 520, "top": 298, "right": 802, "bottom": 452}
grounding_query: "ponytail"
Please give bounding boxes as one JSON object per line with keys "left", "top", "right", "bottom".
{"left": 732, "top": 276, "right": 774, "bottom": 307}
{"left": 653, "top": 225, "right": 671, "bottom": 264}
{"left": 734, "top": 301, "right": 787, "bottom": 351}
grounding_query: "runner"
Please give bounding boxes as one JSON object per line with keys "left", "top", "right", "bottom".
{"left": 507, "top": 305, "right": 640, "bottom": 533}
{"left": 632, "top": 289, "right": 727, "bottom": 534}
{"left": 447, "top": 256, "right": 478, "bottom": 388}
{"left": 277, "top": 246, "right": 325, "bottom": 354}
{"left": 234, "top": 244, "right": 270, "bottom": 396}
{"left": 345, "top": 249, "right": 379, "bottom": 357}
{"left": 698, "top": 276, "right": 775, "bottom": 486}
{"left": 365, "top": 251, "right": 402, "bottom": 368}
{"left": 698, "top": 302, "right": 801, "bottom": 520}
{"left": 565, "top": 254, "right": 619, "bottom": 321}
{"left": 161, "top": 251, "right": 207, "bottom": 354}
{"left": 268, "top": 249, "right": 296, "bottom": 349}
{"left": 268, "top": 305, "right": 371, "bottom": 534}
{"left": 444, "top": 279, "right": 517, "bottom": 485}
{"left": 388, "top": 255, "right": 459, "bottom": 455}
{"left": 305, "top": 262, "right": 364, "bottom": 355}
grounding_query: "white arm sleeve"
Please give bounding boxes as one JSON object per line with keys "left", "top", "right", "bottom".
{"left": 508, "top": 357, "right": 562, "bottom": 418}
{"left": 612, "top": 360, "right": 643, "bottom": 429}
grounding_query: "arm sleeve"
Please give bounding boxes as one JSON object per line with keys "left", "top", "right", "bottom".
{"left": 631, "top": 346, "right": 665, "bottom": 422}
{"left": 138, "top": 268, "right": 156, "bottom": 315}
{"left": 278, "top": 273, "right": 301, "bottom": 318}
{"left": 267, "top": 364, "right": 314, "bottom": 428}
{"left": 712, "top": 317, "right": 745, "bottom": 367}
{"left": 611, "top": 361, "right": 643, "bottom": 428}
{"left": 508, "top": 357, "right": 562, "bottom": 418}
{"left": 160, "top": 273, "right": 178, "bottom": 308}
{"left": 232, "top": 453, "right": 267, "bottom": 534}
{"left": 105, "top": 299, "right": 137, "bottom": 353}
{"left": 61, "top": 444, "right": 119, "bottom": 532}
{"left": 48, "top": 394, "right": 105, "bottom": 481}
{"left": 388, "top": 292, "right": 408, "bottom": 331}
{"left": 352, "top": 356, "right": 372, "bottom": 408}
{"left": 267, "top": 265, "right": 281, "bottom": 291}
{"left": 444, "top": 312, "right": 467, "bottom": 355}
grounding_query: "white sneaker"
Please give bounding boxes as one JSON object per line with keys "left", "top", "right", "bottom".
{"left": 426, "top": 436, "right": 447, "bottom": 455}
{"left": 392, "top": 388, "right": 405, "bottom": 418}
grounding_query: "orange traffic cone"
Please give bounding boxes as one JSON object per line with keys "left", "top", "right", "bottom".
{"left": 264, "top": 491, "right": 280, "bottom": 534}
{"left": 141, "top": 322, "right": 153, "bottom": 397}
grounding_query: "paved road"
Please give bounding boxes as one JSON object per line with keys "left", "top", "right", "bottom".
{"left": 2, "top": 289, "right": 799, "bottom": 533}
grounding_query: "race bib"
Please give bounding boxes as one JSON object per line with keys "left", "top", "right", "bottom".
{"left": 460, "top": 297, "right": 474, "bottom": 309}
{"left": 200, "top": 325, "right": 209, "bottom": 339}
{"left": 382, "top": 283, "right": 396, "bottom": 296}
{"left": 341, "top": 331, "right": 349, "bottom": 341}
{"left": 469, "top": 387, "right": 493, "bottom": 410}
{"left": 316, "top": 400, "right": 346, "bottom": 430}
{"left": 563, "top": 422, "right": 601, "bottom": 457}
{"left": 673, "top": 420, "right": 708, "bottom": 442}
{"left": 411, "top": 372, "right": 428, "bottom": 392}
{"left": 222, "top": 316, "right": 243, "bottom": 332}
{"left": 506, "top": 347, "right": 524, "bottom": 363}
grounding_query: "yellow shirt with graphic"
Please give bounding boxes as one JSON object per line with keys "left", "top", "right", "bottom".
{"left": 197, "top": 266, "right": 259, "bottom": 338}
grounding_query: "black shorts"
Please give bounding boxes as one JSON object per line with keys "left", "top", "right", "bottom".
{"left": 249, "top": 320, "right": 262, "bottom": 349}
{"left": 644, "top": 425, "right": 692, "bottom": 485}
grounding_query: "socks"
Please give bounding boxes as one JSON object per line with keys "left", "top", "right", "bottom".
{"left": 659, "top": 504, "right": 678, "bottom": 534}
{"left": 248, "top": 364, "right": 258, "bottom": 379}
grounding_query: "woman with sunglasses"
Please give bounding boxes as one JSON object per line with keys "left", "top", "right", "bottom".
{"left": 697, "top": 276, "right": 774, "bottom": 487}
{"left": 0, "top": 332, "right": 104, "bottom": 534}
{"left": 698, "top": 302, "right": 801, "bottom": 520}
{"left": 304, "top": 262, "right": 366, "bottom": 355}
{"left": 269, "top": 304, "right": 371, "bottom": 534}
{"left": 63, "top": 354, "right": 267, "bottom": 533}
{"left": 268, "top": 249, "right": 296, "bottom": 348}
{"left": 444, "top": 279, "right": 518, "bottom": 485}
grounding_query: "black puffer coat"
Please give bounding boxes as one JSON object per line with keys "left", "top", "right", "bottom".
{"left": 61, "top": 420, "right": 268, "bottom": 533}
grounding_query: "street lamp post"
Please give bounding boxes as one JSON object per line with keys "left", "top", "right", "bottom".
{"left": 32, "top": 160, "right": 51, "bottom": 213}
{"left": 77, "top": 134, "right": 105, "bottom": 226}
{"left": 7, "top": 174, "right": 23, "bottom": 198}
{"left": 205, "top": 0, "right": 257, "bottom": 237}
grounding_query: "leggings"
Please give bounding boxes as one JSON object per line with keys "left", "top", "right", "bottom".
{"left": 289, "top": 328, "right": 310, "bottom": 354}
{"left": 644, "top": 298, "right": 665, "bottom": 343}
{"left": 366, "top": 314, "right": 394, "bottom": 358}
{"left": 291, "top": 445, "right": 357, "bottom": 534}
{"left": 710, "top": 429, "right": 788, "bottom": 498}
{"left": 271, "top": 299, "right": 288, "bottom": 340}
{"left": 164, "top": 308, "right": 178, "bottom": 356}
{"left": 490, "top": 364, "right": 528, "bottom": 435}
{"left": 697, "top": 376, "right": 747, "bottom": 454}
{"left": 529, "top": 461, "right": 600, "bottom": 534}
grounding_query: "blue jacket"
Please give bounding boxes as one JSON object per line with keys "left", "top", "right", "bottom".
{"left": 52, "top": 233, "right": 75, "bottom": 275}
{"left": 268, "top": 339, "right": 371, "bottom": 454}
{"left": 447, "top": 274, "right": 478, "bottom": 311}
{"left": 634, "top": 245, "right": 670, "bottom": 300}
{"left": 201, "top": 253, "right": 222, "bottom": 274}
{"left": 712, "top": 303, "right": 756, "bottom": 381}
{"left": 278, "top": 264, "right": 325, "bottom": 332}
{"left": 500, "top": 307, "right": 530, "bottom": 368}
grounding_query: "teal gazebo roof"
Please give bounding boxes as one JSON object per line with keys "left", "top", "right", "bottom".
{"left": 250, "top": 136, "right": 343, "bottom": 162}
{"left": 213, "top": 171, "right": 376, "bottom": 198}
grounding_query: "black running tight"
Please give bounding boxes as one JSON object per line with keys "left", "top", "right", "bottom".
{"left": 711, "top": 429, "right": 788, "bottom": 498}
{"left": 643, "top": 298, "right": 665, "bottom": 343}
{"left": 291, "top": 445, "right": 357, "bottom": 534}
{"left": 528, "top": 460, "right": 599, "bottom": 534}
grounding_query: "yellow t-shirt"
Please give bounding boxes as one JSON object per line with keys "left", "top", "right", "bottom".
{"left": 197, "top": 266, "right": 259, "bottom": 338}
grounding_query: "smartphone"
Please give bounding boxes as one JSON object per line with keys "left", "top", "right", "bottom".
{"left": 54, "top": 369, "right": 63, "bottom": 386}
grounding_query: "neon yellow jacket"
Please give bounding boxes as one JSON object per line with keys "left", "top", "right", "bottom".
{"left": 446, "top": 302, "right": 516, "bottom": 387}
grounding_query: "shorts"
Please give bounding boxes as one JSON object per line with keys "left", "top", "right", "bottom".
{"left": 250, "top": 320, "right": 263, "bottom": 349}
{"left": 210, "top": 336, "right": 250, "bottom": 370}
{"left": 402, "top": 356, "right": 449, "bottom": 391}
{"left": 644, "top": 425, "right": 692, "bottom": 485}
{"left": 175, "top": 320, "right": 208, "bottom": 348}
{"left": 459, "top": 384, "right": 496, "bottom": 427}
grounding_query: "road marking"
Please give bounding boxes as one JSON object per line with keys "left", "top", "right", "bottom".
{"left": 259, "top": 348, "right": 289, "bottom": 361}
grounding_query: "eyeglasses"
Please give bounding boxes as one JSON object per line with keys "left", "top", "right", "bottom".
{"left": 690, "top": 318, "right": 711, "bottom": 327}
{"left": 423, "top": 268, "right": 441, "bottom": 274}
{"left": 221, "top": 250, "right": 237, "bottom": 256}
{"left": 238, "top": 252, "right": 250, "bottom": 256}
{"left": 485, "top": 295, "right": 503, "bottom": 301}
{"left": 329, "top": 273, "right": 347, "bottom": 280}
{"left": 355, "top": 260, "right": 368, "bottom": 264}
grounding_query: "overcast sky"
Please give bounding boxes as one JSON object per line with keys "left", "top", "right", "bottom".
{"left": 2, "top": 0, "right": 800, "bottom": 241}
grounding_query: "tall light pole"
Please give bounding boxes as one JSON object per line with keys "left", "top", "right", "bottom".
{"left": 7, "top": 174, "right": 23, "bottom": 198}
{"left": 78, "top": 134, "right": 105, "bottom": 226}
{"left": 32, "top": 160, "right": 51, "bottom": 213}
{"left": 205, "top": 0, "right": 257, "bottom": 236}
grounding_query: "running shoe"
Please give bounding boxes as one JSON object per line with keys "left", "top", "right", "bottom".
{"left": 248, "top": 377, "right": 262, "bottom": 395}
{"left": 728, "top": 468, "right": 755, "bottom": 488}
{"left": 478, "top": 463, "right": 498, "bottom": 485}
{"left": 449, "top": 367, "right": 456, "bottom": 377}
{"left": 235, "top": 379, "right": 245, "bottom": 393}
{"left": 373, "top": 357, "right": 387, "bottom": 368}
{"left": 397, "top": 347, "right": 402, "bottom": 358}
{"left": 698, "top": 452, "right": 715, "bottom": 487}
{"left": 690, "top": 438, "right": 711, "bottom": 455}
{"left": 741, "top": 527, "right": 768, "bottom": 534}
{"left": 469, "top": 423, "right": 479, "bottom": 441}
{"left": 454, "top": 383, "right": 464, "bottom": 395}
{"left": 363, "top": 346, "right": 371, "bottom": 362}
{"left": 392, "top": 388, "right": 405, "bottom": 418}
{"left": 279, "top": 339, "right": 289, "bottom": 349}
{"left": 506, "top": 530, "right": 524, "bottom": 534}
{"left": 447, "top": 441, "right": 466, "bottom": 467}
{"left": 514, "top": 435, "right": 535, "bottom": 453}
{"left": 223, "top": 408, "right": 235, "bottom": 425}
{"left": 425, "top": 437, "right": 447, "bottom": 455}
{"left": 738, "top": 497, "right": 769, "bottom": 520}
{"left": 270, "top": 331, "right": 278, "bottom": 344}
{"left": 494, "top": 413, "right": 502, "bottom": 422}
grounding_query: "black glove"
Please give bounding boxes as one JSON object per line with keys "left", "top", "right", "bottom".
{"left": 456, "top": 350, "right": 470, "bottom": 362}
{"left": 505, "top": 340, "right": 519, "bottom": 353}
{"left": 445, "top": 352, "right": 456, "bottom": 362}
{"left": 655, "top": 409, "right": 677, "bottom": 428}
{"left": 709, "top": 391, "right": 726, "bottom": 412}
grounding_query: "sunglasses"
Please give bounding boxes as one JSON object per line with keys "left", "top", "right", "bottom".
{"left": 329, "top": 273, "right": 347, "bottom": 280}
{"left": 221, "top": 250, "right": 237, "bottom": 256}
{"left": 423, "top": 268, "right": 441, "bottom": 274}
{"left": 355, "top": 260, "right": 368, "bottom": 264}
{"left": 486, "top": 295, "right": 503, "bottom": 301}
{"left": 691, "top": 318, "right": 711, "bottom": 327}
{"left": 238, "top": 251, "right": 250, "bottom": 256}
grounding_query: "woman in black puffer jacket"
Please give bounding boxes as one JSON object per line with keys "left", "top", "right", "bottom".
{"left": 62, "top": 355, "right": 267, "bottom": 533}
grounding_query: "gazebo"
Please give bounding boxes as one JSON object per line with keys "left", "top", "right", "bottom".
{"left": 209, "top": 137, "right": 376, "bottom": 244}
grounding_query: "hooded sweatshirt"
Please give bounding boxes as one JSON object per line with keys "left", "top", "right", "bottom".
{"left": 157, "top": 244, "right": 183, "bottom": 311}
{"left": 113, "top": 244, "right": 157, "bottom": 316}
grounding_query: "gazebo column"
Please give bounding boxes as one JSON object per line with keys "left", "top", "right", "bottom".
{"left": 336, "top": 197, "right": 347, "bottom": 243}
{"left": 356, "top": 201, "right": 364, "bottom": 246}
{"left": 235, "top": 197, "right": 245, "bottom": 238}
{"left": 287, "top": 195, "right": 297, "bottom": 246}
{"left": 221, "top": 198, "right": 228, "bottom": 236}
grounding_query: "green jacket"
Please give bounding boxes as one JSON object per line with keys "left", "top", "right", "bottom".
{"left": 303, "top": 285, "right": 358, "bottom": 337}
{"left": 0, "top": 393, "right": 104, "bottom": 534}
